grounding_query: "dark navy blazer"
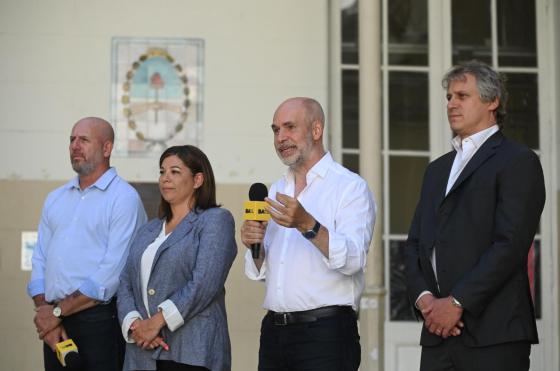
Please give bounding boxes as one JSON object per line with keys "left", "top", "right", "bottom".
{"left": 405, "top": 131, "right": 545, "bottom": 347}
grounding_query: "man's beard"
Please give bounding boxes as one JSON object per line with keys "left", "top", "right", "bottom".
{"left": 279, "top": 150, "right": 305, "bottom": 168}
{"left": 277, "top": 134, "right": 314, "bottom": 169}
{"left": 71, "top": 159, "right": 96, "bottom": 176}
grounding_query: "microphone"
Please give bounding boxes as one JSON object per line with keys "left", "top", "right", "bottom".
{"left": 244, "top": 183, "right": 271, "bottom": 259}
{"left": 55, "top": 339, "right": 84, "bottom": 369}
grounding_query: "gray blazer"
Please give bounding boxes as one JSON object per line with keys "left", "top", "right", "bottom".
{"left": 117, "top": 207, "right": 237, "bottom": 371}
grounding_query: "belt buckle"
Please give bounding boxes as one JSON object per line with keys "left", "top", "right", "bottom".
{"left": 274, "top": 313, "right": 288, "bottom": 326}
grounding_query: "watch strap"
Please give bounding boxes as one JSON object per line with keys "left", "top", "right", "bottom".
{"left": 450, "top": 296, "right": 463, "bottom": 308}
{"left": 302, "top": 220, "right": 321, "bottom": 239}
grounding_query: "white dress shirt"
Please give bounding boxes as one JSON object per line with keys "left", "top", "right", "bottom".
{"left": 245, "top": 152, "right": 376, "bottom": 312}
{"left": 417, "top": 125, "right": 499, "bottom": 305}
{"left": 121, "top": 222, "right": 185, "bottom": 342}
{"left": 446, "top": 125, "right": 500, "bottom": 195}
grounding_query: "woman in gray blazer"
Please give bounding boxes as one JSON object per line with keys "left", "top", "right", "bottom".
{"left": 118, "top": 145, "right": 237, "bottom": 371}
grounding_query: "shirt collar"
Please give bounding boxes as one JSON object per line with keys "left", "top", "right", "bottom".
{"left": 66, "top": 167, "right": 117, "bottom": 191}
{"left": 283, "top": 152, "right": 333, "bottom": 183}
{"left": 451, "top": 125, "right": 499, "bottom": 152}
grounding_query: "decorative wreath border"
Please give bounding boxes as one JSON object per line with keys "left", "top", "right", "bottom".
{"left": 121, "top": 48, "right": 191, "bottom": 146}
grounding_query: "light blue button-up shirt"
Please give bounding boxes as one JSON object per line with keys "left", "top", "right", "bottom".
{"left": 27, "top": 167, "right": 147, "bottom": 302}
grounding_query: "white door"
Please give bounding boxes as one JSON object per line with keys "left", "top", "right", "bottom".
{"left": 378, "top": 0, "right": 558, "bottom": 370}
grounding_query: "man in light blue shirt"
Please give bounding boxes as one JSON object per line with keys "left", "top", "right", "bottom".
{"left": 28, "top": 117, "right": 147, "bottom": 371}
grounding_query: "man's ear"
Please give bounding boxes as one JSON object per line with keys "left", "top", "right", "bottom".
{"left": 311, "top": 120, "right": 323, "bottom": 141}
{"left": 488, "top": 97, "right": 499, "bottom": 112}
{"left": 103, "top": 141, "right": 113, "bottom": 158}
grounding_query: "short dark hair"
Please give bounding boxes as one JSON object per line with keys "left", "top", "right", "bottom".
{"left": 158, "top": 145, "right": 219, "bottom": 221}
{"left": 442, "top": 60, "right": 508, "bottom": 128}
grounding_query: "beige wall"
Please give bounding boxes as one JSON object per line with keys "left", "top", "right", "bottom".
{"left": 0, "top": 180, "right": 269, "bottom": 370}
{"left": 0, "top": 181, "right": 57, "bottom": 370}
{"left": 0, "top": 0, "right": 329, "bottom": 369}
{"left": 0, "top": 0, "right": 328, "bottom": 184}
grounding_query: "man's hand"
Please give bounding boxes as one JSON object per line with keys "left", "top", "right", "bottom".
{"left": 416, "top": 293, "right": 435, "bottom": 313}
{"left": 265, "top": 193, "right": 314, "bottom": 232}
{"left": 418, "top": 294, "right": 464, "bottom": 338}
{"left": 240, "top": 220, "right": 267, "bottom": 252}
{"left": 129, "top": 312, "right": 167, "bottom": 350}
{"left": 32, "top": 294, "right": 48, "bottom": 308}
{"left": 43, "top": 325, "right": 68, "bottom": 352}
{"left": 266, "top": 192, "right": 330, "bottom": 258}
{"left": 34, "top": 305, "right": 61, "bottom": 339}
{"left": 240, "top": 220, "right": 267, "bottom": 270}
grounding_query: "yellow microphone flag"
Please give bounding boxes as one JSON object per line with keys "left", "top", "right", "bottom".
{"left": 55, "top": 339, "right": 78, "bottom": 366}
{"left": 243, "top": 201, "right": 271, "bottom": 221}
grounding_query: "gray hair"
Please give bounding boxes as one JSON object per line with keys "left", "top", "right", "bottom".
{"left": 442, "top": 60, "right": 508, "bottom": 127}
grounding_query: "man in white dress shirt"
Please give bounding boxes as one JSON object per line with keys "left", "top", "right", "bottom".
{"left": 241, "top": 97, "right": 376, "bottom": 371}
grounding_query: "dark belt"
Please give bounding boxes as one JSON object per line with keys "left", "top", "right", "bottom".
{"left": 267, "top": 305, "right": 354, "bottom": 326}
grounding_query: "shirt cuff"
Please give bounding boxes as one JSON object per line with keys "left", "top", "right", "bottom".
{"left": 158, "top": 300, "right": 184, "bottom": 332}
{"left": 415, "top": 291, "right": 433, "bottom": 309}
{"left": 323, "top": 233, "right": 348, "bottom": 269}
{"left": 244, "top": 249, "right": 266, "bottom": 280}
{"left": 27, "top": 279, "right": 45, "bottom": 298}
{"left": 78, "top": 279, "right": 107, "bottom": 302}
{"left": 122, "top": 311, "right": 143, "bottom": 343}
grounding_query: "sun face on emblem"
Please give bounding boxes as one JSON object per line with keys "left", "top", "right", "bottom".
{"left": 121, "top": 48, "right": 190, "bottom": 151}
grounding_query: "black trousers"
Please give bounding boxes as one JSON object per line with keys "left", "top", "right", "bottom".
{"left": 43, "top": 299, "right": 124, "bottom": 371}
{"left": 420, "top": 337, "right": 531, "bottom": 371}
{"left": 258, "top": 310, "right": 361, "bottom": 371}
{"left": 156, "top": 360, "right": 209, "bottom": 370}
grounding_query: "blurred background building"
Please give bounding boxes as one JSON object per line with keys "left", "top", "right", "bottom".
{"left": 1, "top": 0, "right": 559, "bottom": 370}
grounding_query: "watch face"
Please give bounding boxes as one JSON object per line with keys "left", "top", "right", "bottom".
{"left": 53, "top": 306, "right": 62, "bottom": 318}
{"left": 303, "top": 230, "right": 317, "bottom": 239}
{"left": 302, "top": 221, "right": 321, "bottom": 239}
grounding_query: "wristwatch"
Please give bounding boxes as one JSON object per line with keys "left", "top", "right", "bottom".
{"left": 302, "top": 220, "right": 321, "bottom": 240}
{"left": 450, "top": 296, "right": 463, "bottom": 308}
{"left": 52, "top": 304, "right": 64, "bottom": 318}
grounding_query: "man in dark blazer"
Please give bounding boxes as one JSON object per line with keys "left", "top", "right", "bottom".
{"left": 405, "top": 60, "right": 545, "bottom": 371}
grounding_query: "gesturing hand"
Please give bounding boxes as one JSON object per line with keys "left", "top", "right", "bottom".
{"left": 265, "top": 193, "right": 315, "bottom": 232}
